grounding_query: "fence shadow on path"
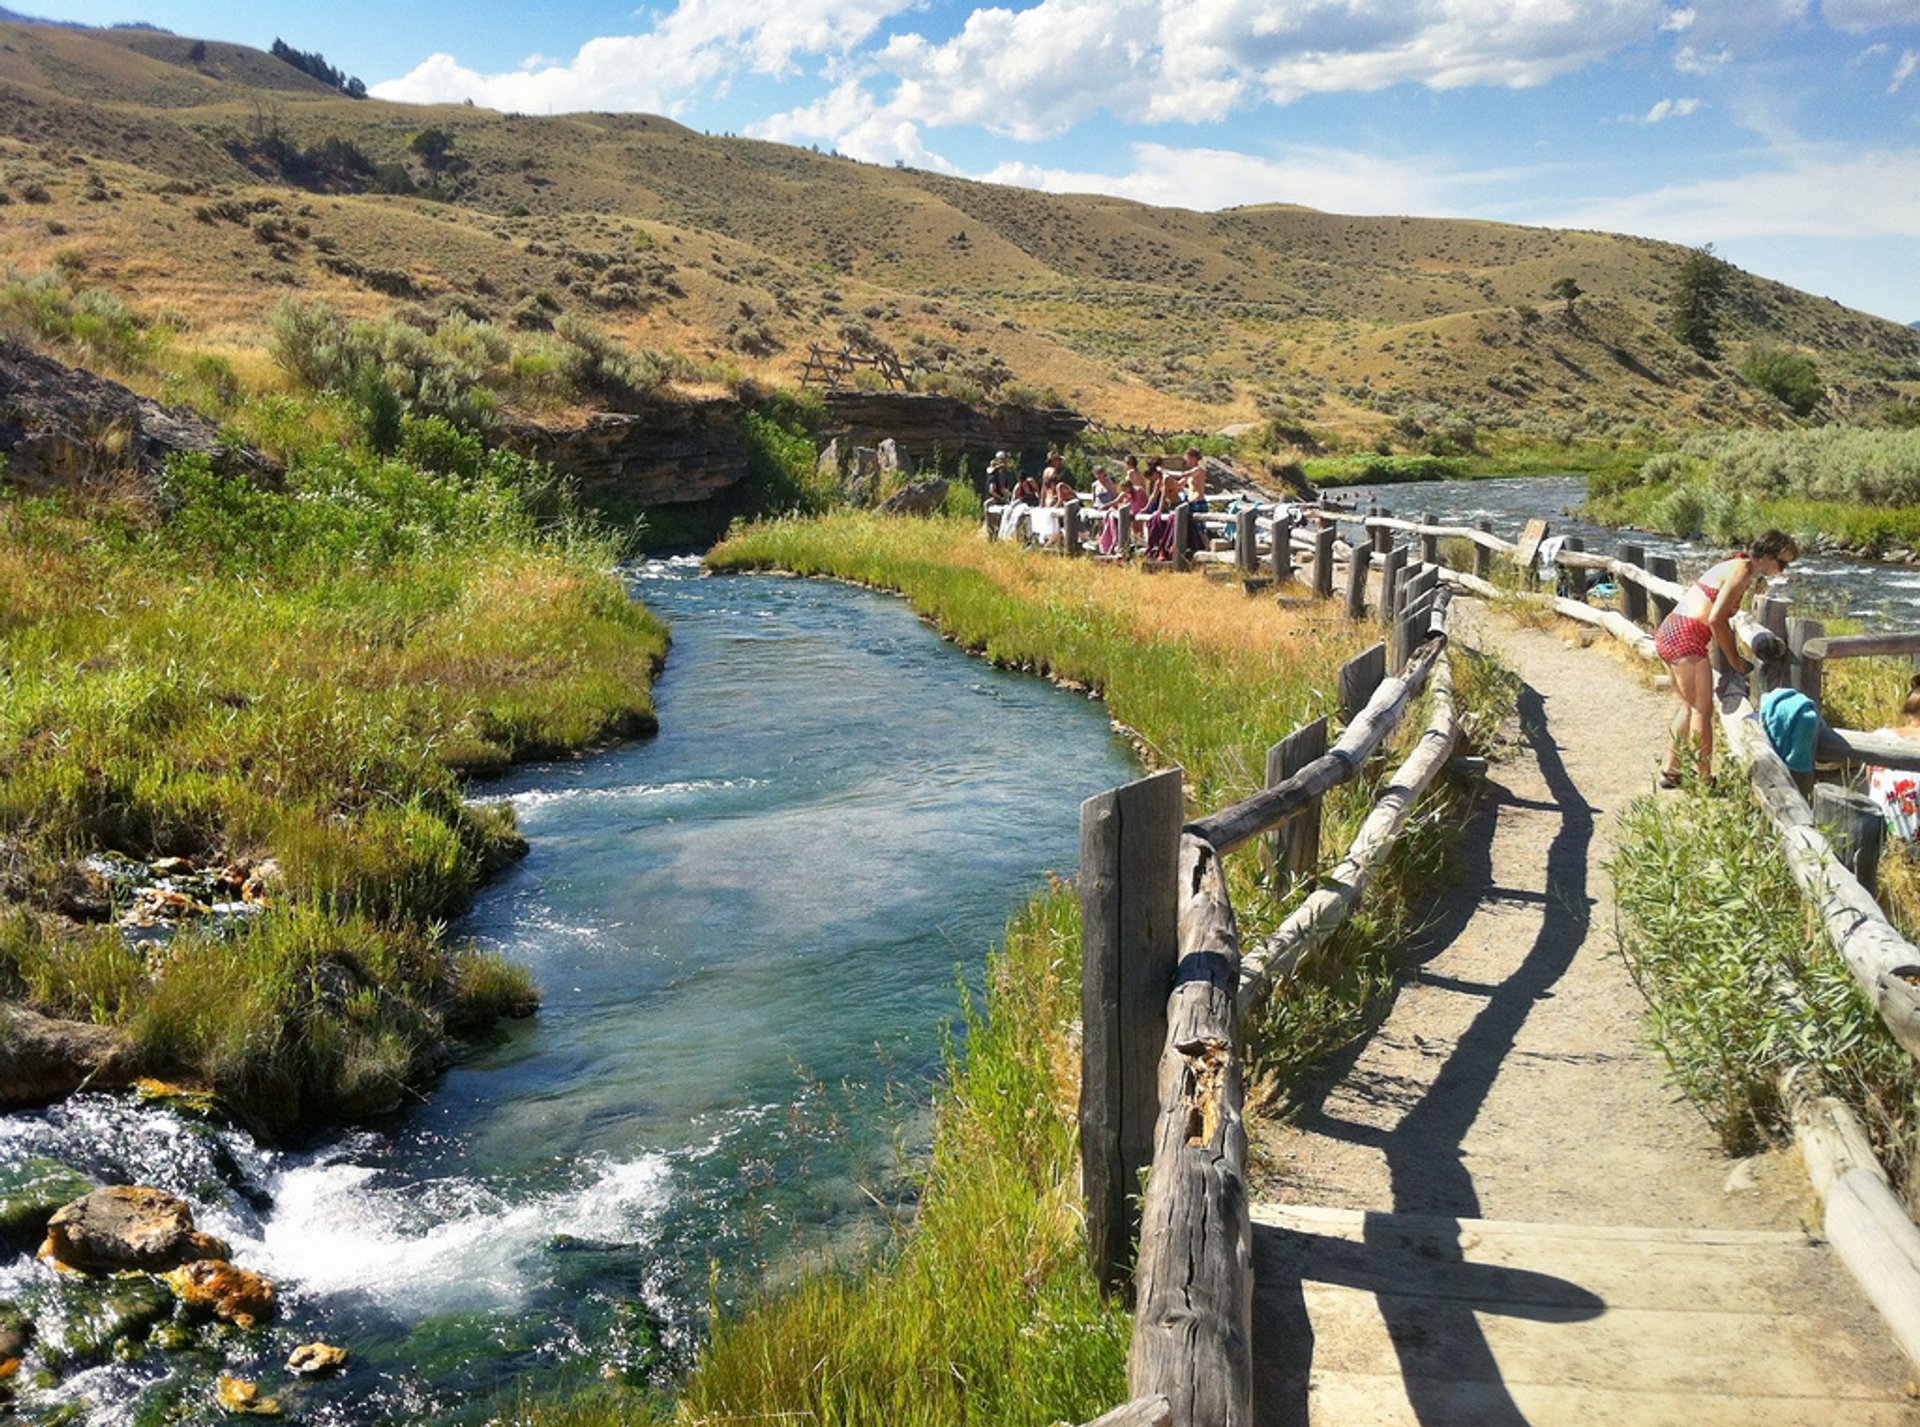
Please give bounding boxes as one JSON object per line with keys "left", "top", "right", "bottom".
{"left": 1253, "top": 684, "right": 1606, "bottom": 1426}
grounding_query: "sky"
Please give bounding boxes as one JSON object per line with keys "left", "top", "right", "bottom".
{"left": 24, "top": 0, "right": 1920, "bottom": 323}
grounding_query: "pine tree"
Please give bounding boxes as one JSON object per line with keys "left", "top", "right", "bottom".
{"left": 1669, "top": 245, "right": 1731, "bottom": 359}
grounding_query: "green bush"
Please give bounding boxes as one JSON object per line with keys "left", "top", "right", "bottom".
{"left": 1740, "top": 349, "right": 1823, "bottom": 418}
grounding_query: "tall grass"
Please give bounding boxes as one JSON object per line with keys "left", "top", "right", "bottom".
{"left": 0, "top": 420, "right": 665, "bottom": 1131}
{"left": 1587, "top": 430, "right": 1920, "bottom": 551}
{"left": 1610, "top": 789, "right": 1920, "bottom": 1177}
{"left": 501, "top": 512, "right": 1507, "bottom": 1427}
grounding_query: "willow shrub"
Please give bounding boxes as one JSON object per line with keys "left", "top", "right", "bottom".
{"left": 0, "top": 430, "right": 665, "bottom": 1131}
{"left": 1610, "top": 789, "right": 1920, "bottom": 1173}
{"left": 522, "top": 511, "right": 1509, "bottom": 1427}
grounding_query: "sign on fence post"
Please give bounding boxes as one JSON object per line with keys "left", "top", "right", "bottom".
{"left": 1080, "top": 768, "right": 1183, "bottom": 1294}
{"left": 1268, "top": 719, "right": 1328, "bottom": 881}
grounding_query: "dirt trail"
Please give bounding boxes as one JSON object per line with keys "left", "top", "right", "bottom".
{"left": 1248, "top": 604, "right": 1919, "bottom": 1426}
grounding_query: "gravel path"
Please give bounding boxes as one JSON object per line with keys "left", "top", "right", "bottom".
{"left": 1247, "top": 604, "right": 1918, "bottom": 1425}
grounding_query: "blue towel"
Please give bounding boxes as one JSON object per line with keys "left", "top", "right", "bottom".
{"left": 1760, "top": 687, "right": 1821, "bottom": 773}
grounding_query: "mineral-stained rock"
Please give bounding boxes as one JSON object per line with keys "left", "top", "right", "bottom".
{"left": 819, "top": 391, "right": 1086, "bottom": 468}
{"left": 215, "top": 1375, "right": 282, "bottom": 1415}
{"left": 879, "top": 479, "right": 950, "bottom": 517}
{"left": 286, "top": 1341, "right": 348, "bottom": 1376}
{"left": 0, "top": 339, "right": 275, "bottom": 497}
{"left": 40, "top": 1186, "right": 229, "bottom": 1273}
{"left": 0, "top": 1006, "right": 142, "bottom": 1109}
{"left": 0, "top": 1156, "right": 95, "bottom": 1252}
{"left": 876, "top": 436, "right": 911, "bottom": 474}
{"left": 166, "top": 1259, "right": 276, "bottom": 1328}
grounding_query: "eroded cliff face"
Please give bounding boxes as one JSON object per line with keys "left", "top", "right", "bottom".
{"left": 0, "top": 341, "right": 274, "bottom": 495}
{"left": 500, "top": 397, "right": 752, "bottom": 507}
{"left": 498, "top": 391, "right": 1087, "bottom": 509}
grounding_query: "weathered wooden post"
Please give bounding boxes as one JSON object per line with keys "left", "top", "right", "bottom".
{"left": 1789, "top": 616, "right": 1827, "bottom": 708}
{"left": 1312, "top": 525, "right": 1335, "bottom": 599}
{"left": 1563, "top": 536, "right": 1587, "bottom": 599}
{"left": 1421, "top": 512, "right": 1439, "bottom": 566}
{"left": 1172, "top": 505, "right": 1192, "bottom": 573}
{"left": 1079, "top": 768, "right": 1184, "bottom": 1293}
{"left": 984, "top": 505, "right": 999, "bottom": 542}
{"left": 1235, "top": 507, "right": 1258, "bottom": 573}
{"left": 1266, "top": 718, "right": 1327, "bottom": 880}
{"left": 1269, "top": 512, "right": 1295, "bottom": 586}
{"left": 1344, "top": 541, "right": 1369, "bottom": 620}
{"left": 1617, "top": 542, "right": 1647, "bottom": 624}
{"left": 1474, "top": 519, "right": 1494, "bottom": 580}
{"left": 1647, "top": 553, "right": 1679, "bottom": 624}
{"left": 1338, "top": 641, "right": 1388, "bottom": 723}
{"left": 1379, "top": 545, "right": 1407, "bottom": 627}
{"left": 1755, "top": 593, "right": 1792, "bottom": 696}
{"left": 1065, "top": 501, "right": 1083, "bottom": 558}
{"left": 1815, "top": 784, "right": 1885, "bottom": 898}
{"left": 1116, "top": 506, "right": 1134, "bottom": 558}
{"left": 1370, "top": 515, "right": 1391, "bottom": 556}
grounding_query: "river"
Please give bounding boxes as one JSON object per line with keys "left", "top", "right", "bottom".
{"left": 1341, "top": 475, "right": 1920, "bottom": 624}
{"left": 0, "top": 559, "right": 1139, "bottom": 1423}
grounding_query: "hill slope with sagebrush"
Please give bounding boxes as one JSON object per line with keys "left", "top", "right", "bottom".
{"left": 2, "top": 14, "right": 1917, "bottom": 441}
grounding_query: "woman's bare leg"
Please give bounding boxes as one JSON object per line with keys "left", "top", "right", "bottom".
{"left": 1670, "top": 658, "right": 1714, "bottom": 779}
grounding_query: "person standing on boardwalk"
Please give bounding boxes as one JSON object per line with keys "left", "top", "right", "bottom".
{"left": 1655, "top": 529, "right": 1798, "bottom": 787}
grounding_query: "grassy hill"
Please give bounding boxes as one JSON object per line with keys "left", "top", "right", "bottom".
{"left": 2, "top": 14, "right": 1917, "bottom": 444}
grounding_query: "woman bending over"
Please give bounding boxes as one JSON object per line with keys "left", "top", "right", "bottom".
{"left": 1654, "top": 529, "right": 1797, "bottom": 788}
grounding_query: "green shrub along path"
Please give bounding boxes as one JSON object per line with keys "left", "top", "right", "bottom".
{"left": 0, "top": 420, "right": 667, "bottom": 1134}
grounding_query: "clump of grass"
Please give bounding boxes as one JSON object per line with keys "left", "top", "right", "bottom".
{"left": 0, "top": 414, "right": 668, "bottom": 1132}
{"left": 1610, "top": 788, "right": 1920, "bottom": 1171}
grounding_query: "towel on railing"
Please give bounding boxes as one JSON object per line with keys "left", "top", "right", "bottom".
{"left": 1760, "top": 687, "right": 1820, "bottom": 773}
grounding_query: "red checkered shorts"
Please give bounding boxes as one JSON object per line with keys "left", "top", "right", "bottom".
{"left": 1654, "top": 612, "right": 1711, "bottom": 663}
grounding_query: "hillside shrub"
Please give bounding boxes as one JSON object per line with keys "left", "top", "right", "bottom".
{"left": 1741, "top": 349, "right": 1823, "bottom": 418}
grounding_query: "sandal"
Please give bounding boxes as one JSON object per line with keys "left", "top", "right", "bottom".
{"left": 1658, "top": 770, "right": 1683, "bottom": 790}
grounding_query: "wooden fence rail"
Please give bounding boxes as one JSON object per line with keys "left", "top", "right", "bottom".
{"left": 1075, "top": 524, "right": 1459, "bottom": 1427}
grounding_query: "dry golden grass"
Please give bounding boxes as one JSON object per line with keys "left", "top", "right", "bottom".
{"left": 2, "top": 17, "right": 1915, "bottom": 436}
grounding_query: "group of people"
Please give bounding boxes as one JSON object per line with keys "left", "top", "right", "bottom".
{"left": 987, "top": 448, "right": 1212, "bottom": 559}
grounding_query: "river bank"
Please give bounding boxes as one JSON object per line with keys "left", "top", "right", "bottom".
{"left": 517, "top": 511, "right": 1508, "bottom": 1427}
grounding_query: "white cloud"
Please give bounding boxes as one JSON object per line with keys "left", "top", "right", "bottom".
{"left": 1640, "top": 95, "right": 1704, "bottom": 120}
{"left": 371, "top": 0, "right": 915, "bottom": 110}
{"left": 1824, "top": 0, "right": 1920, "bottom": 33}
{"left": 1662, "top": 7, "right": 1697, "bottom": 30}
{"left": 972, "top": 140, "right": 1503, "bottom": 216}
{"left": 1892, "top": 48, "right": 1920, "bottom": 92}
{"left": 1538, "top": 147, "right": 1920, "bottom": 243}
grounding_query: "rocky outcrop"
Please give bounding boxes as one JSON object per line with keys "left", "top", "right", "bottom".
{"left": 166, "top": 1259, "right": 276, "bottom": 1327}
{"left": 500, "top": 397, "right": 751, "bottom": 507}
{"left": 0, "top": 340, "right": 274, "bottom": 496}
{"left": 821, "top": 392, "right": 1085, "bottom": 465}
{"left": 880, "top": 479, "right": 950, "bottom": 516}
{"left": 40, "top": 1186, "right": 230, "bottom": 1273}
{"left": 0, "top": 1005, "right": 142, "bottom": 1108}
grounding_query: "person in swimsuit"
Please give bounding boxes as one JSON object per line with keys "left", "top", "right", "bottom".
{"left": 1655, "top": 528, "right": 1797, "bottom": 787}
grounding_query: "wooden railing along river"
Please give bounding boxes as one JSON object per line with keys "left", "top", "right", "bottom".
{"left": 1068, "top": 515, "right": 1461, "bottom": 1427}
{"left": 1051, "top": 497, "right": 1920, "bottom": 1420}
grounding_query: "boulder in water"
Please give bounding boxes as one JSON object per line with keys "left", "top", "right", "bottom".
{"left": 40, "top": 1186, "right": 230, "bottom": 1273}
{"left": 166, "top": 1259, "right": 276, "bottom": 1328}
{"left": 0, "top": 1004, "right": 142, "bottom": 1107}
{"left": 215, "top": 1375, "right": 282, "bottom": 1415}
{"left": 286, "top": 1341, "right": 348, "bottom": 1377}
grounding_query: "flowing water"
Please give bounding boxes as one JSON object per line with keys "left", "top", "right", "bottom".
{"left": 0, "top": 559, "right": 1139, "bottom": 1423}
{"left": 1334, "top": 475, "right": 1920, "bottom": 624}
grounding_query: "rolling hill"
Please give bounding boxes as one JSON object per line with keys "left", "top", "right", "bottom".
{"left": 1, "top": 14, "right": 1916, "bottom": 443}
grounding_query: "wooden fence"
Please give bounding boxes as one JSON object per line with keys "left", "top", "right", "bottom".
{"left": 1073, "top": 529, "right": 1459, "bottom": 1427}
{"left": 1368, "top": 510, "right": 1920, "bottom": 1376}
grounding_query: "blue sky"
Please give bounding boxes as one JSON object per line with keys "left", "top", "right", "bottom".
{"left": 28, "top": 0, "right": 1920, "bottom": 323}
